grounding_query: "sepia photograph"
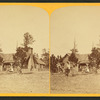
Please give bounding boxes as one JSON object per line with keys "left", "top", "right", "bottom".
{"left": 50, "top": 6, "right": 100, "bottom": 94}
{"left": 0, "top": 5, "right": 49, "bottom": 93}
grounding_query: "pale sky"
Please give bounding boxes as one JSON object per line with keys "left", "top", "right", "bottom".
{"left": 0, "top": 5, "right": 49, "bottom": 57}
{"left": 51, "top": 6, "right": 100, "bottom": 57}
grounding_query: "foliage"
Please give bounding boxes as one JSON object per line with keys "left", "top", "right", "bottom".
{"left": 71, "top": 48, "right": 78, "bottom": 53}
{"left": 22, "top": 32, "right": 35, "bottom": 49}
{"left": 0, "top": 56, "right": 3, "bottom": 65}
{"left": 41, "top": 49, "right": 49, "bottom": 68}
{"left": 0, "top": 48, "right": 3, "bottom": 65}
{"left": 13, "top": 47, "right": 27, "bottom": 67}
{"left": 14, "top": 32, "right": 34, "bottom": 67}
{"left": 50, "top": 54, "right": 62, "bottom": 73}
{"left": 50, "top": 54, "right": 57, "bottom": 73}
{"left": 69, "top": 52, "right": 78, "bottom": 64}
{"left": 88, "top": 47, "right": 100, "bottom": 67}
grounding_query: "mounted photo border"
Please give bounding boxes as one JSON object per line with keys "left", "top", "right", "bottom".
{"left": 0, "top": 3, "right": 100, "bottom": 97}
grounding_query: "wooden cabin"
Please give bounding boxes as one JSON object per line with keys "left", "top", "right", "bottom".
{"left": 25, "top": 47, "right": 46, "bottom": 71}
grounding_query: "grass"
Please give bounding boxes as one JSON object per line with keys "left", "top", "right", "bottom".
{"left": 51, "top": 69, "right": 100, "bottom": 94}
{"left": 0, "top": 70, "right": 49, "bottom": 93}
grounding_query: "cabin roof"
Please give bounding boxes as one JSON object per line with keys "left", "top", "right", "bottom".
{"left": 76, "top": 54, "right": 89, "bottom": 63}
{"left": 3, "top": 54, "right": 14, "bottom": 63}
{"left": 25, "top": 53, "right": 46, "bottom": 65}
{"left": 62, "top": 53, "right": 89, "bottom": 64}
{"left": 36, "top": 58, "right": 45, "bottom": 65}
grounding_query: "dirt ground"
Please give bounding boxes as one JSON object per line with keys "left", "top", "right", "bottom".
{"left": 0, "top": 70, "right": 49, "bottom": 93}
{"left": 50, "top": 69, "right": 100, "bottom": 94}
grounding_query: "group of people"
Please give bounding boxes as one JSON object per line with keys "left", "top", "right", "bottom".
{"left": 56, "top": 60, "right": 99, "bottom": 76}
{"left": 56, "top": 61, "right": 77, "bottom": 76}
{"left": 3, "top": 60, "right": 22, "bottom": 74}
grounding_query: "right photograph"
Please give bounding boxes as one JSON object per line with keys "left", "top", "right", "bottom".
{"left": 50, "top": 6, "right": 100, "bottom": 94}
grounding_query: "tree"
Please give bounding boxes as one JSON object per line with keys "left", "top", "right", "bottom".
{"left": 41, "top": 49, "right": 49, "bottom": 68}
{"left": 88, "top": 47, "right": 100, "bottom": 68}
{"left": 22, "top": 32, "right": 35, "bottom": 50}
{"left": 13, "top": 47, "right": 27, "bottom": 67}
{"left": 50, "top": 54, "right": 57, "bottom": 72}
{"left": 0, "top": 46, "right": 3, "bottom": 65}
{"left": 69, "top": 52, "right": 78, "bottom": 64}
{"left": 59, "top": 55, "right": 63, "bottom": 63}
{"left": 14, "top": 32, "right": 35, "bottom": 68}
{"left": 69, "top": 39, "right": 78, "bottom": 64}
{"left": 0, "top": 56, "right": 3, "bottom": 65}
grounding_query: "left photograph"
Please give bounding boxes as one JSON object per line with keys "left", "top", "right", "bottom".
{"left": 0, "top": 5, "right": 49, "bottom": 93}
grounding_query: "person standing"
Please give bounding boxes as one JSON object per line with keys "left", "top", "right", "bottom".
{"left": 64, "top": 61, "right": 70, "bottom": 76}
